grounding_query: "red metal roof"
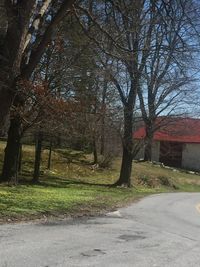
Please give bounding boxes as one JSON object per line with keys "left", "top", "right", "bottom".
{"left": 133, "top": 117, "right": 200, "bottom": 143}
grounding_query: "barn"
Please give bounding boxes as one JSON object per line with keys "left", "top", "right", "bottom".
{"left": 134, "top": 118, "right": 200, "bottom": 171}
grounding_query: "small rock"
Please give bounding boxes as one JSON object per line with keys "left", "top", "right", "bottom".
{"left": 188, "top": 171, "right": 195, "bottom": 174}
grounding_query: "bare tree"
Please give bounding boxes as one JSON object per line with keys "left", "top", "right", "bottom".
{"left": 75, "top": 0, "right": 183, "bottom": 186}
{"left": 137, "top": 0, "right": 199, "bottom": 161}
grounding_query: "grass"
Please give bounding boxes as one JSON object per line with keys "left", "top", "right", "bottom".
{"left": 0, "top": 141, "right": 200, "bottom": 223}
{"left": 133, "top": 161, "right": 200, "bottom": 192}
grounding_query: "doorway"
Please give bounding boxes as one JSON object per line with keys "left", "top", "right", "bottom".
{"left": 159, "top": 141, "right": 183, "bottom": 168}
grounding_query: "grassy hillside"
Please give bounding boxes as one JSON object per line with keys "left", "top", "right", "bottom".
{"left": 0, "top": 141, "right": 200, "bottom": 223}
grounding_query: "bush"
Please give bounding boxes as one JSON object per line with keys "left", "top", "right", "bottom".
{"left": 98, "top": 154, "right": 114, "bottom": 169}
{"left": 158, "top": 176, "right": 178, "bottom": 189}
{"left": 136, "top": 174, "right": 178, "bottom": 189}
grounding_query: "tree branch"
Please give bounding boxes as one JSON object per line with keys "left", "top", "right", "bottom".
{"left": 21, "top": 0, "right": 75, "bottom": 79}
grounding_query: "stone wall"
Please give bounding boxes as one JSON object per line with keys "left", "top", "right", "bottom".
{"left": 182, "top": 143, "right": 200, "bottom": 171}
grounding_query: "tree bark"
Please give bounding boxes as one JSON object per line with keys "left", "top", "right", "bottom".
{"left": 0, "top": 42, "right": 15, "bottom": 133}
{"left": 116, "top": 146, "right": 133, "bottom": 187}
{"left": 1, "top": 116, "right": 22, "bottom": 183}
{"left": 93, "top": 136, "right": 98, "bottom": 164}
{"left": 18, "top": 143, "right": 22, "bottom": 174}
{"left": 0, "top": 40, "right": 13, "bottom": 133}
{"left": 115, "top": 106, "right": 133, "bottom": 187}
{"left": 32, "top": 132, "right": 43, "bottom": 183}
{"left": 0, "top": 87, "right": 13, "bottom": 135}
{"left": 47, "top": 140, "right": 52, "bottom": 170}
{"left": 0, "top": 79, "right": 26, "bottom": 184}
{"left": 144, "top": 125, "right": 153, "bottom": 161}
{"left": 100, "top": 77, "right": 107, "bottom": 155}
{"left": 100, "top": 119, "right": 105, "bottom": 156}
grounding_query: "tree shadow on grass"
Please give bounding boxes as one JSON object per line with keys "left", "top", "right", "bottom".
{"left": 19, "top": 174, "right": 114, "bottom": 189}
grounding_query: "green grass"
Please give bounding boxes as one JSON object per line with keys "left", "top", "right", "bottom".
{"left": 0, "top": 182, "right": 151, "bottom": 221}
{"left": 132, "top": 161, "right": 200, "bottom": 192}
{"left": 0, "top": 141, "right": 200, "bottom": 223}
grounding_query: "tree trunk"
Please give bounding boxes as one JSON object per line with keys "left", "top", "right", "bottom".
{"left": 0, "top": 0, "right": 76, "bottom": 132}
{"left": 116, "top": 146, "right": 133, "bottom": 187}
{"left": 93, "top": 136, "right": 98, "bottom": 164}
{"left": 0, "top": 85, "right": 13, "bottom": 134}
{"left": 144, "top": 125, "right": 153, "bottom": 161}
{"left": 1, "top": 116, "right": 22, "bottom": 183}
{"left": 115, "top": 106, "right": 133, "bottom": 187}
{"left": 0, "top": 5, "right": 13, "bottom": 132}
{"left": 32, "top": 132, "right": 43, "bottom": 183}
{"left": 100, "top": 77, "right": 107, "bottom": 156}
{"left": 47, "top": 140, "right": 52, "bottom": 170}
{"left": 0, "top": 1, "right": 24, "bottom": 133}
{"left": 18, "top": 143, "right": 22, "bottom": 173}
{"left": 0, "top": 51, "right": 15, "bottom": 134}
{"left": 100, "top": 117, "right": 105, "bottom": 156}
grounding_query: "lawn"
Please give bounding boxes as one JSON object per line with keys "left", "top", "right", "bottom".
{"left": 0, "top": 141, "right": 200, "bottom": 223}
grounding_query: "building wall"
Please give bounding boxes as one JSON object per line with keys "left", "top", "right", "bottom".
{"left": 135, "top": 140, "right": 200, "bottom": 171}
{"left": 134, "top": 141, "right": 160, "bottom": 161}
{"left": 182, "top": 143, "right": 200, "bottom": 171}
{"left": 134, "top": 141, "right": 144, "bottom": 159}
{"left": 152, "top": 141, "right": 160, "bottom": 162}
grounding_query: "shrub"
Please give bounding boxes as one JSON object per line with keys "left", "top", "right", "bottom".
{"left": 98, "top": 154, "right": 114, "bottom": 169}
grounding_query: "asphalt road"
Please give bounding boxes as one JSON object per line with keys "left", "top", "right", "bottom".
{"left": 1, "top": 192, "right": 200, "bottom": 267}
